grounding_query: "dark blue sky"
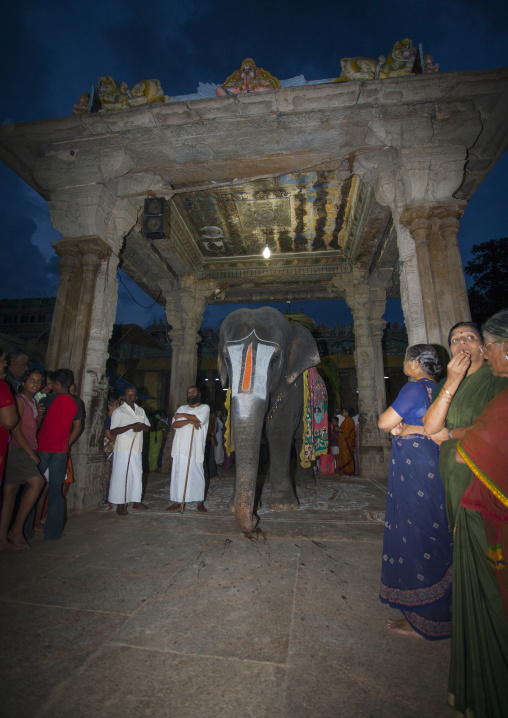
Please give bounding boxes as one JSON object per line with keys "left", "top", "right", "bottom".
{"left": 1, "top": 0, "right": 507, "bottom": 330}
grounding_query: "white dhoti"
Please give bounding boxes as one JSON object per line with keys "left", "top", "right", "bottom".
{"left": 108, "top": 452, "right": 143, "bottom": 504}
{"left": 170, "top": 456, "right": 205, "bottom": 503}
{"left": 170, "top": 402, "right": 209, "bottom": 504}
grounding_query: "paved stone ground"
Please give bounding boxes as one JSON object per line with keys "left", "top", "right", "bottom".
{"left": 0, "top": 469, "right": 452, "bottom": 718}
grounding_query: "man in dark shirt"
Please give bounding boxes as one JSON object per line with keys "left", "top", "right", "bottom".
{"left": 5, "top": 350, "right": 28, "bottom": 398}
{"left": 37, "top": 368, "right": 82, "bottom": 541}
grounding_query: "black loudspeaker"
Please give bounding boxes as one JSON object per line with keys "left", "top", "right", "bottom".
{"left": 142, "top": 197, "right": 169, "bottom": 239}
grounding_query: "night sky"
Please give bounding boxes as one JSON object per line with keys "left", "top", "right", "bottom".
{"left": 1, "top": 0, "right": 507, "bottom": 331}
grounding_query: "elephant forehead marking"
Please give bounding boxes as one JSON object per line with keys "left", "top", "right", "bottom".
{"left": 227, "top": 331, "right": 279, "bottom": 398}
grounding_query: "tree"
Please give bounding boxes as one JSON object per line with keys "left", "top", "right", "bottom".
{"left": 465, "top": 239, "right": 508, "bottom": 325}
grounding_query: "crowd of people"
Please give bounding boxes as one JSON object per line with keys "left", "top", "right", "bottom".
{"left": 0, "top": 352, "right": 82, "bottom": 548}
{"left": 378, "top": 309, "right": 508, "bottom": 718}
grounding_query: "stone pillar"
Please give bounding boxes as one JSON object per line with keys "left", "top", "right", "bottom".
{"left": 161, "top": 276, "right": 219, "bottom": 471}
{"left": 400, "top": 202, "right": 469, "bottom": 347}
{"left": 46, "top": 189, "right": 138, "bottom": 511}
{"left": 46, "top": 247, "right": 80, "bottom": 370}
{"left": 439, "top": 214, "right": 470, "bottom": 321}
{"left": 370, "top": 318, "right": 387, "bottom": 416}
{"left": 345, "top": 273, "right": 388, "bottom": 478}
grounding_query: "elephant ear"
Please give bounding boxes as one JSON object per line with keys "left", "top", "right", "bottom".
{"left": 217, "top": 347, "right": 228, "bottom": 388}
{"left": 285, "top": 323, "right": 320, "bottom": 385}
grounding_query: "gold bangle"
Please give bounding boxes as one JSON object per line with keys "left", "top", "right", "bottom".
{"left": 442, "top": 388, "right": 454, "bottom": 397}
{"left": 440, "top": 397, "right": 451, "bottom": 404}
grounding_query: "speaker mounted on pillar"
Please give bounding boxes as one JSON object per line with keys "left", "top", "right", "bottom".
{"left": 142, "top": 197, "right": 170, "bottom": 239}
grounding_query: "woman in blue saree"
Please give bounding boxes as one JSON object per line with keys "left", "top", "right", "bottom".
{"left": 378, "top": 344, "right": 452, "bottom": 639}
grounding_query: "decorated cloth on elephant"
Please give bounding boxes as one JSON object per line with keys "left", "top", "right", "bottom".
{"left": 170, "top": 403, "right": 209, "bottom": 503}
{"left": 337, "top": 412, "right": 355, "bottom": 475}
{"left": 300, "top": 368, "right": 328, "bottom": 467}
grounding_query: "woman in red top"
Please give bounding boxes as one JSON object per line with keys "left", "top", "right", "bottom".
{"left": 0, "top": 369, "right": 44, "bottom": 550}
{"left": 0, "top": 368, "right": 18, "bottom": 484}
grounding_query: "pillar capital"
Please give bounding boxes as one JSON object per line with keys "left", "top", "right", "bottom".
{"left": 52, "top": 236, "right": 112, "bottom": 262}
{"left": 400, "top": 200, "right": 467, "bottom": 230}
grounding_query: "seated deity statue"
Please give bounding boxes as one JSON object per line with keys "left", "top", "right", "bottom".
{"left": 97, "top": 76, "right": 130, "bottom": 110}
{"left": 424, "top": 55, "right": 440, "bottom": 73}
{"left": 335, "top": 39, "right": 418, "bottom": 82}
{"left": 126, "top": 79, "right": 169, "bottom": 107}
{"left": 216, "top": 58, "right": 281, "bottom": 97}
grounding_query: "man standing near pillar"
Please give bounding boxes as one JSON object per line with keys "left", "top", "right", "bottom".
{"left": 5, "top": 350, "right": 29, "bottom": 398}
{"left": 166, "top": 386, "right": 209, "bottom": 514}
{"left": 36, "top": 368, "right": 82, "bottom": 541}
{"left": 109, "top": 386, "right": 150, "bottom": 516}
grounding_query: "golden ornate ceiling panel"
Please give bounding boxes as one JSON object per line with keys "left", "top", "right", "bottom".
{"left": 171, "top": 171, "right": 368, "bottom": 268}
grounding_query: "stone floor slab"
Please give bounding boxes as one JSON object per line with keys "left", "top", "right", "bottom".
{"left": 112, "top": 534, "right": 299, "bottom": 663}
{"left": 39, "top": 645, "right": 286, "bottom": 718}
{"left": 0, "top": 602, "right": 127, "bottom": 718}
{"left": 2, "top": 529, "right": 209, "bottom": 614}
{"left": 284, "top": 539, "right": 451, "bottom": 717}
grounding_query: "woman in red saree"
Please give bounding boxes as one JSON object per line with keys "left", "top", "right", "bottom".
{"left": 451, "top": 308, "right": 508, "bottom": 718}
{"left": 337, "top": 408, "right": 355, "bottom": 475}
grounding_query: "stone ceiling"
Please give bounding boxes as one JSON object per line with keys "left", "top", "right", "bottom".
{"left": 119, "top": 170, "right": 397, "bottom": 303}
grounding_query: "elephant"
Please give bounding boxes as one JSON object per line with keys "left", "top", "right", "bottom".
{"left": 218, "top": 307, "right": 324, "bottom": 533}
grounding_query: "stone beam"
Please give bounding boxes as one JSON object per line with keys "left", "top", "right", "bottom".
{"left": 1, "top": 69, "right": 506, "bottom": 202}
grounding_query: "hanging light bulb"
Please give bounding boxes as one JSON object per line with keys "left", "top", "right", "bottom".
{"left": 263, "top": 245, "right": 271, "bottom": 259}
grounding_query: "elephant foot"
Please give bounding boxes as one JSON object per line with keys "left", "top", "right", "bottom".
{"left": 267, "top": 493, "right": 298, "bottom": 511}
{"left": 296, "top": 477, "right": 316, "bottom": 489}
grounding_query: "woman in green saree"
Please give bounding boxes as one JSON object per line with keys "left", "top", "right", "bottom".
{"left": 423, "top": 320, "right": 508, "bottom": 718}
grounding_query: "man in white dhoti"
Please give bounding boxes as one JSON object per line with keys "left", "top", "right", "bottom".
{"left": 108, "top": 386, "right": 150, "bottom": 515}
{"left": 165, "top": 386, "right": 209, "bottom": 514}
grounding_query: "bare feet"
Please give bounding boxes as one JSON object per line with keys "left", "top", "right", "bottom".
{"left": 6, "top": 532, "right": 30, "bottom": 550}
{"left": 116, "top": 505, "right": 128, "bottom": 516}
{"left": 33, "top": 522, "right": 45, "bottom": 531}
{"left": 131, "top": 502, "right": 150, "bottom": 511}
{"left": 165, "top": 503, "right": 181, "bottom": 512}
{"left": 197, "top": 502, "right": 207, "bottom": 513}
{"left": 387, "top": 618, "right": 423, "bottom": 638}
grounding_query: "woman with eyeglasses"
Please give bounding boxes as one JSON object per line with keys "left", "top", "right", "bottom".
{"left": 423, "top": 322, "right": 508, "bottom": 531}
{"left": 423, "top": 317, "right": 508, "bottom": 717}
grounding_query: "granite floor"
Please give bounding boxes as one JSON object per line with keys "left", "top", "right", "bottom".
{"left": 0, "top": 469, "right": 452, "bottom": 718}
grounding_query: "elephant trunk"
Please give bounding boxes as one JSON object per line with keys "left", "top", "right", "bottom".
{"left": 231, "top": 395, "right": 267, "bottom": 533}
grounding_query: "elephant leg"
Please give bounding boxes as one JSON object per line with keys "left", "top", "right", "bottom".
{"left": 265, "top": 390, "right": 300, "bottom": 510}
{"left": 294, "top": 430, "right": 316, "bottom": 489}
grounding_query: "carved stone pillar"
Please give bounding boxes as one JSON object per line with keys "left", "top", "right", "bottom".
{"left": 345, "top": 274, "right": 388, "bottom": 478}
{"left": 439, "top": 214, "right": 470, "bottom": 322}
{"left": 370, "top": 318, "right": 387, "bottom": 416}
{"left": 400, "top": 201, "right": 469, "bottom": 346}
{"left": 68, "top": 250, "right": 104, "bottom": 387}
{"left": 161, "top": 276, "right": 219, "bottom": 471}
{"left": 46, "top": 189, "right": 138, "bottom": 512}
{"left": 46, "top": 247, "right": 80, "bottom": 370}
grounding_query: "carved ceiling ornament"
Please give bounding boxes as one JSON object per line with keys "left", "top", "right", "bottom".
{"left": 170, "top": 172, "right": 369, "bottom": 264}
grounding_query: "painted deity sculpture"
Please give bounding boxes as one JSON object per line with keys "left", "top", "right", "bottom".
{"left": 424, "top": 55, "right": 440, "bottom": 73}
{"left": 216, "top": 58, "right": 281, "bottom": 97}
{"left": 335, "top": 39, "right": 419, "bottom": 82}
{"left": 73, "top": 76, "right": 169, "bottom": 114}
{"left": 97, "top": 76, "right": 131, "bottom": 110}
{"left": 73, "top": 93, "right": 90, "bottom": 115}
